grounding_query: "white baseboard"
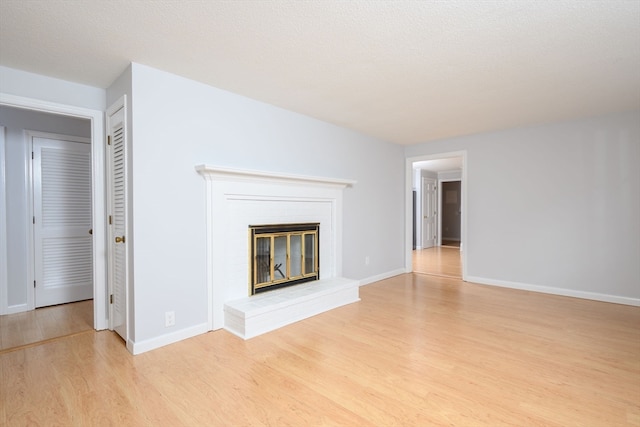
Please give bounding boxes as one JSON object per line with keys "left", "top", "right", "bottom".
{"left": 129, "top": 322, "right": 209, "bottom": 355}
{"left": 359, "top": 268, "right": 406, "bottom": 286}
{"left": 5, "top": 303, "right": 29, "bottom": 315}
{"left": 466, "top": 275, "right": 640, "bottom": 307}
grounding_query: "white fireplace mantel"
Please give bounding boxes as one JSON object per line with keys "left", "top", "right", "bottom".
{"left": 196, "top": 164, "right": 359, "bottom": 337}
{"left": 195, "top": 165, "right": 357, "bottom": 189}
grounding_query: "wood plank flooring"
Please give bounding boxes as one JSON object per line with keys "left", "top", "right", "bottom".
{"left": 2, "top": 275, "right": 639, "bottom": 426}
{"left": 0, "top": 300, "right": 93, "bottom": 353}
{"left": 413, "top": 246, "right": 462, "bottom": 278}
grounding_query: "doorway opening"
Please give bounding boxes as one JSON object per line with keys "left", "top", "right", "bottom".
{"left": 405, "top": 152, "right": 467, "bottom": 279}
{"left": 412, "top": 246, "right": 462, "bottom": 279}
{"left": 0, "top": 107, "right": 99, "bottom": 351}
{"left": 441, "top": 180, "right": 461, "bottom": 248}
{"left": 0, "top": 94, "right": 107, "bottom": 351}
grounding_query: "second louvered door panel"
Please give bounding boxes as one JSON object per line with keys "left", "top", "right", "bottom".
{"left": 107, "top": 104, "right": 127, "bottom": 341}
{"left": 33, "top": 136, "right": 93, "bottom": 307}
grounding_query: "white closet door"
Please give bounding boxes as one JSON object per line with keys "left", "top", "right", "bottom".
{"left": 422, "top": 178, "right": 437, "bottom": 249}
{"left": 33, "top": 136, "right": 93, "bottom": 307}
{"left": 107, "top": 104, "right": 127, "bottom": 340}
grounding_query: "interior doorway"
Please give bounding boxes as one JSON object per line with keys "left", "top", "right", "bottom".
{"left": 0, "top": 93, "right": 107, "bottom": 336}
{"left": 0, "top": 105, "right": 101, "bottom": 352}
{"left": 406, "top": 152, "right": 467, "bottom": 279}
{"left": 440, "top": 180, "right": 461, "bottom": 248}
{"left": 30, "top": 131, "right": 94, "bottom": 308}
{"left": 412, "top": 246, "right": 462, "bottom": 279}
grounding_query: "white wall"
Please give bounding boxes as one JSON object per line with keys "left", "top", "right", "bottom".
{"left": 438, "top": 170, "right": 461, "bottom": 181}
{"left": 124, "top": 63, "right": 404, "bottom": 345}
{"left": 0, "top": 66, "right": 105, "bottom": 111}
{"left": 406, "top": 110, "right": 640, "bottom": 303}
{"left": 0, "top": 107, "right": 91, "bottom": 312}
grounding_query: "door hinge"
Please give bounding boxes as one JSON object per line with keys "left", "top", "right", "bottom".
{"left": 34, "top": 280, "right": 36, "bottom": 288}
{"left": 109, "top": 215, "right": 113, "bottom": 225}
{"left": 110, "top": 294, "right": 113, "bottom": 304}
{"left": 32, "top": 151, "right": 34, "bottom": 159}
{"left": 107, "top": 135, "right": 111, "bottom": 146}
{"left": 33, "top": 216, "right": 35, "bottom": 224}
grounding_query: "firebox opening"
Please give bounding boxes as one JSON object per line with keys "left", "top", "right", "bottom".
{"left": 249, "top": 223, "right": 320, "bottom": 295}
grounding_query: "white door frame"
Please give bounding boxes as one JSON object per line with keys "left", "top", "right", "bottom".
{"left": 405, "top": 151, "right": 467, "bottom": 280}
{"left": 0, "top": 126, "right": 7, "bottom": 314}
{"left": 0, "top": 93, "right": 107, "bottom": 329}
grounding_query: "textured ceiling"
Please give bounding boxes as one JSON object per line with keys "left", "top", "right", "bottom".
{"left": 0, "top": 0, "right": 638, "bottom": 145}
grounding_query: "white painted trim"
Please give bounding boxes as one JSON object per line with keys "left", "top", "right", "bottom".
{"left": 25, "top": 131, "right": 34, "bottom": 310}
{"left": 406, "top": 151, "right": 468, "bottom": 280}
{"left": 196, "top": 165, "right": 355, "bottom": 332}
{"left": 0, "top": 93, "right": 107, "bottom": 330}
{"left": 5, "top": 303, "right": 29, "bottom": 315}
{"left": 359, "top": 268, "right": 406, "bottom": 286}
{"left": 128, "top": 323, "right": 210, "bottom": 355}
{"left": 466, "top": 276, "right": 640, "bottom": 307}
{"left": 0, "top": 126, "right": 6, "bottom": 315}
{"left": 195, "top": 165, "right": 357, "bottom": 189}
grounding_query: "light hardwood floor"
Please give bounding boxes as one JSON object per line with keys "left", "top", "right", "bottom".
{"left": 2, "top": 274, "right": 639, "bottom": 426}
{"left": 0, "top": 300, "right": 93, "bottom": 353}
{"left": 413, "top": 246, "right": 462, "bottom": 278}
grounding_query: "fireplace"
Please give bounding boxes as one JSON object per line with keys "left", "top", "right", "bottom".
{"left": 249, "top": 223, "right": 319, "bottom": 294}
{"left": 196, "top": 164, "right": 357, "bottom": 333}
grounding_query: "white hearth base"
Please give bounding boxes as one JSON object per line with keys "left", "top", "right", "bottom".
{"left": 224, "top": 277, "right": 360, "bottom": 339}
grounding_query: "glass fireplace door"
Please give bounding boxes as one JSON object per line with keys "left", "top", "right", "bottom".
{"left": 250, "top": 223, "right": 319, "bottom": 294}
{"left": 289, "top": 234, "right": 302, "bottom": 278}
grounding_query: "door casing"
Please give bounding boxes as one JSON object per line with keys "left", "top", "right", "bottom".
{"left": 405, "top": 151, "right": 468, "bottom": 280}
{"left": 0, "top": 93, "right": 107, "bottom": 328}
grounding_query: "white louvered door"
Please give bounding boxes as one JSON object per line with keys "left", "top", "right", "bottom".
{"left": 33, "top": 135, "right": 93, "bottom": 307}
{"left": 107, "top": 103, "right": 127, "bottom": 340}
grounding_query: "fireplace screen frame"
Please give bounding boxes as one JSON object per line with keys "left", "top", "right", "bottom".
{"left": 249, "top": 223, "right": 320, "bottom": 295}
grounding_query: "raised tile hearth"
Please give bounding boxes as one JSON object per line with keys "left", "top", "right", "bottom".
{"left": 224, "top": 277, "right": 360, "bottom": 339}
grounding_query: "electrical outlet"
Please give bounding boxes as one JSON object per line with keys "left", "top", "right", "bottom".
{"left": 365, "top": 256, "right": 370, "bottom": 265}
{"left": 165, "top": 311, "right": 175, "bottom": 327}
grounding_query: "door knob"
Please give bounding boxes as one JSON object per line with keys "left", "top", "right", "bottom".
{"left": 88, "top": 229, "right": 93, "bottom": 235}
{"left": 115, "top": 236, "right": 125, "bottom": 243}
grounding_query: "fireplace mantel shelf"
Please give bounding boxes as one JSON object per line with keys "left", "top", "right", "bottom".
{"left": 195, "top": 164, "right": 356, "bottom": 189}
